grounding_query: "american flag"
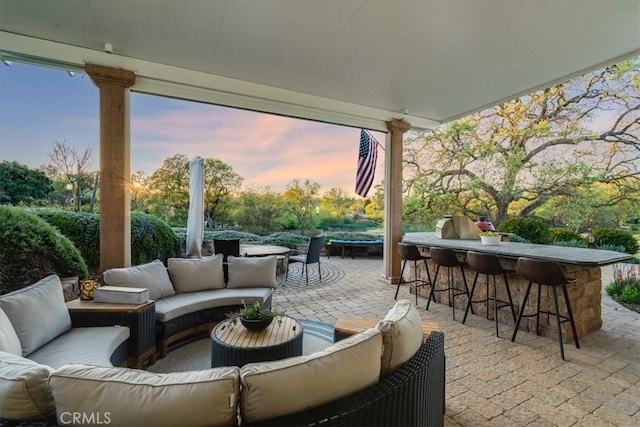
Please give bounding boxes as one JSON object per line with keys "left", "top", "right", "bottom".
{"left": 355, "top": 129, "right": 378, "bottom": 197}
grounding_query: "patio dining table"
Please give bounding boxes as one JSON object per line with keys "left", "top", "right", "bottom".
{"left": 240, "top": 244, "right": 291, "bottom": 275}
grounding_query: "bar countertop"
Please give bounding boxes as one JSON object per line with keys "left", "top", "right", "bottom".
{"left": 402, "top": 232, "right": 633, "bottom": 267}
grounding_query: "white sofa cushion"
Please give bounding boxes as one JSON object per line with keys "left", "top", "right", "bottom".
{"left": 28, "top": 326, "right": 130, "bottom": 370}
{"left": 240, "top": 328, "right": 382, "bottom": 423}
{"left": 227, "top": 256, "right": 277, "bottom": 288}
{"left": 0, "top": 275, "right": 72, "bottom": 357}
{"left": 154, "top": 288, "right": 273, "bottom": 322}
{"left": 168, "top": 254, "right": 226, "bottom": 292}
{"left": 50, "top": 364, "right": 240, "bottom": 427}
{"left": 0, "top": 351, "right": 55, "bottom": 421}
{"left": 103, "top": 259, "right": 175, "bottom": 300}
{"left": 0, "top": 307, "right": 22, "bottom": 356}
{"left": 376, "top": 299, "right": 424, "bottom": 374}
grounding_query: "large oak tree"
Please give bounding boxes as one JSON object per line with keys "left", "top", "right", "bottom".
{"left": 404, "top": 59, "right": 639, "bottom": 226}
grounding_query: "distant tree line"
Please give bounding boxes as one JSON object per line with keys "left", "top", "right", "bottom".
{"left": 1, "top": 58, "right": 638, "bottom": 234}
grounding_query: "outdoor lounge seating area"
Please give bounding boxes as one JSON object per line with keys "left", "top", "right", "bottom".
{"left": 0, "top": 271, "right": 445, "bottom": 427}
{"left": 1, "top": 255, "right": 639, "bottom": 426}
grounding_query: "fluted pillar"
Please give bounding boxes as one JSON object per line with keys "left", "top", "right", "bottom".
{"left": 384, "top": 119, "right": 411, "bottom": 283}
{"left": 86, "top": 64, "right": 136, "bottom": 272}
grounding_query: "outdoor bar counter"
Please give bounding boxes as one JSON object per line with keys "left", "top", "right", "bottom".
{"left": 402, "top": 232, "right": 633, "bottom": 341}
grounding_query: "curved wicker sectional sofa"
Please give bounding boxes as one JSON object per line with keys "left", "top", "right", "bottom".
{"left": 101, "top": 256, "right": 276, "bottom": 357}
{"left": 1, "top": 263, "right": 445, "bottom": 427}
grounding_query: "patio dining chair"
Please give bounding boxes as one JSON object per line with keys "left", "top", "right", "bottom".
{"left": 213, "top": 239, "right": 240, "bottom": 262}
{"left": 286, "top": 236, "right": 324, "bottom": 283}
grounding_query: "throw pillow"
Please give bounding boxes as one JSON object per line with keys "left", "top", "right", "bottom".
{"left": 103, "top": 259, "right": 175, "bottom": 300}
{"left": 168, "top": 254, "right": 226, "bottom": 293}
{"left": 0, "top": 307, "right": 22, "bottom": 356}
{"left": 240, "top": 328, "right": 382, "bottom": 423}
{"left": 226, "top": 256, "right": 277, "bottom": 288}
{"left": 376, "top": 299, "right": 423, "bottom": 374}
{"left": 0, "top": 275, "right": 72, "bottom": 357}
{"left": 50, "top": 364, "right": 240, "bottom": 427}
{"left": 0, "top": 351, "right": 56, "bottom": 421}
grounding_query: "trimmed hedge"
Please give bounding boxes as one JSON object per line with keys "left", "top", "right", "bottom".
{"left": 33, "top": 209, "right": 100, "bottom": 272}
{"left": 592, "top": 228, "right": 639, "bottom": 255}
{"left": 130, "top": 212, "right": 182, "bottom": 265}
{"left": 0, "top": 206, "right": 89, "bottom": 293}
{"left": 550, "top": 227, "right": 584, "bottom": 244}
{"left": 496, "top": 217, "right": 551, "bottom": 244}
{"left": 35, "top": 209, "right": 181, "bottom": 273}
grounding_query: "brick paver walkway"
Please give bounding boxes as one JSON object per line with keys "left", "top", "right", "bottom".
{"left": 274, "top": 258, "right": 640, "bottom": 426}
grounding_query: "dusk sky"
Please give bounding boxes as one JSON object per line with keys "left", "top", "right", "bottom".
{"left": 0, "top": 62, "right": 386, "bottom": 196}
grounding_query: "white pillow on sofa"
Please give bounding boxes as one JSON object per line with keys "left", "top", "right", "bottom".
{"left": 168, "top": 254, "right": 226, "bottom": 293}
{"left": 227, "top": 256, "right": 277, "bottom": 288}
{"left": 376, "top": 299, "right": 424, "bottom": 374}
{"left": 49, "top": 364, "right": 240, "bottom": 427}
{"left": 0, "top": 351, "right": 56, "bottom": 421}
{"left": 239, "top": 328, "right": 382, "bottom": 423}
{"left": 103, "top": 259, "right": 175, "bottom": 300}
{"left": 0, "top": 275, "right": 71, "bottom": 357}
{"left": 0, "top": 307, "right": 22, "bottom": 356}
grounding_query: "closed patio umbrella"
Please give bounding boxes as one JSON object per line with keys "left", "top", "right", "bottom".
{"left": 186, "top": 159, "right": 204, "bottom": 257}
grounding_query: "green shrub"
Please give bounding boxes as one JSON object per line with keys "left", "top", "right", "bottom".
{"left": 496, "top": 217, "right": 551, "bottom": 244}
{"left": 592, "top": 228, "right": 639, "bottom": 255}
{"left": 131, "top": 213, "right": 181, "bottom": 265}
{"left": 262, "top": 232, "right": 309, "bottom": 249}
{"left": 33, "top": 208, "right": 100, "bottom": 273}
{"left": 550, "top": 228, "right": 583, "bottom": 244}
{"left": 323, "top": 231, "right": 382, "bottom": 243}
{"left": 552, "top": 239, "right": 588, "bottom": 248}
{"left": 606, "top": 263, "right": 640, "bottom": 304}
{"left": 0, "top": 206, "right": 88, "bottom": 293}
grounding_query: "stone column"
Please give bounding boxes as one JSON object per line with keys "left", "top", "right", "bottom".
{"left": 85, "top": 64, "right": 136, "bottom": 273}
{"left": 384, "top": 119, "right": 411, "bottom": 283}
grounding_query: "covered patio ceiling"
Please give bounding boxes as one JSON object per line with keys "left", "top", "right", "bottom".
{"left": 1, "top": 0, "right": 638, "bottom": 131}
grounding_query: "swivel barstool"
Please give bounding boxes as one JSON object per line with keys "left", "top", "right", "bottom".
{"left": 462, "top": 251, "right": 517, "bottom": 337}
{"left": 396, "top": 243, "right": 432, "bottom": 306}
{"left": 511, "top": 257, "right": 580, "bottom": 360}
{"left": 426, "top": 247, "right": 472, "bottom": 320}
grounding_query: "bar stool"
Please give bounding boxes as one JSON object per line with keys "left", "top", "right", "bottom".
{"left": 396, "top": 243, "right": 432, "bottom": 306}
{"left": 426, "top": 247, "right": 471, "bottom": 320}
{"left": 511, "top": 257, "right": 580, "bottom": 361}
{"left": 462, "top": 251, "right": 517, "bottom": 337}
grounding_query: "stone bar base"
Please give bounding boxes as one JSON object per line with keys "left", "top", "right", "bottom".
{"left": 411, "top": 253, "right": 602, "bottom": 343}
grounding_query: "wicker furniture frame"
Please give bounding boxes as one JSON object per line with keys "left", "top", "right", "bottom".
{"left": 248, "top": 331, "right": 445, "bottom": 427}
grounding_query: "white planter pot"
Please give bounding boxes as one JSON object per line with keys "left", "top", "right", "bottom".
{"left": 480, "top": 235, "right": 501, "bottom": 245}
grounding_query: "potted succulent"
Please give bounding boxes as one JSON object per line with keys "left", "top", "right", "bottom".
{"left": 227, "top": 300, "right": 284, "bottom": 332}
{"left": 479, "top": 231, "right": 502, "bottom": 245}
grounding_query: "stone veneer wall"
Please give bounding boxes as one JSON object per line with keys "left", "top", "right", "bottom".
{"left": 410, "top": 251, "right": 602, "bottom": 343}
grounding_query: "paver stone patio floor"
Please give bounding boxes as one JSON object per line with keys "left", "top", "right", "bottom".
{"left": 274, "top": 257, "right": 640, "bottom": 426}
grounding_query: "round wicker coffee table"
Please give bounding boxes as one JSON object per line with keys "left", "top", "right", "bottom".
{"left": 210, "top": 315, "right": 303, "bottom": 367}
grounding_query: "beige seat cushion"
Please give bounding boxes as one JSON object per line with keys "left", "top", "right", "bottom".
{"left": 0, "top": 275, "right": 72, "bottom": 357}
{"left": 28, "top": 326, "right": 130, "bottom": 369}
{"left": 376, "top": 299, "right": 424, "bottom": 374}
{"left": 50, "top": 364, "right": 240, "bottom": 427}
{"left": 0, "top": 307, "right": 22, "bottom": 356}
{"left": 0, "top": 351, "right": 55, "bottom": 421}
{"left": 240, "top": 328, "right": 382, "bottom": 423}
{"left": 154, "top": 288, "right": 273, "bottom": 322}
{"left": 227, "top": 256, "right": 277, "bottom": 288}
{"left": 103, "top": 259, "right": 175, "bottom": 300}
{"left": 168, "top": 254, "right": 226, "bottom": 292}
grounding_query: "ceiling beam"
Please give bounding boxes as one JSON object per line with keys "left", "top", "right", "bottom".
{"left": 0, "top": 31, "right": 441, "bottom": 132}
